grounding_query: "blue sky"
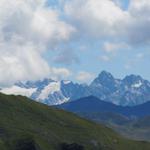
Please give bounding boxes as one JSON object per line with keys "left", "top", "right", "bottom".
{"left": 44, "top": 0, "right": 150, "bottom": 82}
{"left": 0, "top": 0, "right": 150, "bottom": 86}
{"left": 121, "top": 0, "right": 130, "bottom": 9}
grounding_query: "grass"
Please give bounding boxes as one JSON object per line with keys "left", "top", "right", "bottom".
{"left": 0, "top": 93, "right": 150, "bottom": 150}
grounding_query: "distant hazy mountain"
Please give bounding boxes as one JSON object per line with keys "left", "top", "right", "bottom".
{"left": 58, "top": 96, "right": 150, "bottom": 118}
{"left": 1, "top": 71, "right": 150, "bottom": 106}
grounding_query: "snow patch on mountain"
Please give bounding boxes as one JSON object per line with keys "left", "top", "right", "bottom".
{"left": 52, "top": 97, "right": 69, "bottom": 105}
{"left": 38, "top": 82, "right": 60, "bottom": 100}
{"left": 132, "top": 81, "right": 142, "bottom": 88}
{"left": 0, "top": 78, "right": 90, "bottom": 106}
{"left": 63, "top": 80, "right": 71, "bottom": 84}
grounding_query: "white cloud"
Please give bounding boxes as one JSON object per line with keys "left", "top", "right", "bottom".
{"left": 64, "top": 0, "right": 150, "bottom": 46}
{"left": 0, "top": 0, "right": 75, "bottom": 86}
{"left": 125, "top": 52, "right": 145, "bottom": 70}
{"left": 0, "top": 41, "right": 50, "bottom": 86}
{"left": 103, "top": 42, "right": 129, "bottom": 53}
{"left": 136, "top": 53, "right": 144, "bottom": 59}
{"left": 53, "top": 49, "right": 79, "bottom": 65}
{"left": 100, "top": 55, "right": 111, "bottom": 62}
{"left": 126, "top": 0, "right": 150, "bottom": 45}
{"left": 125, "top": 64, "right": 131, "bottom": 70}
{"left": 50, "top": 67, "right": 72, "bottom": 80}
{"left": 76, "top": 71, "right": 93, "bottom": 82}
{"left": 64, "top": 0, "right": 129, "bottom": 38}
{"left": 1, "top": 0, "right": 150, "bottom": 86}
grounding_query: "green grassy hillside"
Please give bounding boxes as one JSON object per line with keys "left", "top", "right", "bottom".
{"left": 78, "top": 112, "right": 150, "bottom": 142}
{"left": 0, "top": 93, "right": 150, "bottom": 150}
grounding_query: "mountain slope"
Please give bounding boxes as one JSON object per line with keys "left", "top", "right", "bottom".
{"left": 0, "top": 93, "right": 150, "bottom": 150}
{"left": 58, "top": 96, "right": 150, "bottom": 141}
{"left": 58, "top": 96, "right": 150, "bottom": 118}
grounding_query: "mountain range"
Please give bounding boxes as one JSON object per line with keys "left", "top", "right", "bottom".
{"left": 58, "top": 96, "right": 150, "bottom": 118}
{"left": 1, "top": 71, "right": 150, "bottom": 106}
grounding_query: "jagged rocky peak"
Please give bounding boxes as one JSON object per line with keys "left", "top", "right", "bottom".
{"left": 96, "top": 71, "right": 115, "bottom": 83}
{"left": 122, "top": 74, "right": 145, "bottom": 88}
{"left": 98, "top": 70, "right": 114, "bottom": 79}
{"left": 15, "top": 78, "right": 55, "bottom": 88}
{"left": 91, "top": 71, "right": 117, "bottom": 88}
{"left": 123, "top": 74, "right": 143, "bottom": 83}
{"left": 15, "top": 81, "right": 27, "bottom": 88}
{"left": 28, "top": 78, "right": 55, "bottom": 88}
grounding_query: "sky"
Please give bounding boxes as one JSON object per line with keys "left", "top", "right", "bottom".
{"left": 0, "top": 0, "right": 150, "bottom": 86}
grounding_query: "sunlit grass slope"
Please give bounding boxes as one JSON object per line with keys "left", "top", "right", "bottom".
{"left": 0, "top": 93, "right": 150, "bottom": 150}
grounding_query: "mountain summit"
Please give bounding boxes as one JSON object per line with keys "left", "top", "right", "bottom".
{"left": 90, "top": 71, "right": 150, "bottom": 106}
{"left": 1, "top": 71, "right": 150, "bottom": 106}
{"left": 91, "top": 71, "right": 117, "bottom": 89}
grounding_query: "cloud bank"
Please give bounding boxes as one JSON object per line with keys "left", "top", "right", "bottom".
{"left": 0, "top": 0, "right": 74, "bottom": 86}
{"left": 64, "top": 0, "right": 150, "bottom": 45}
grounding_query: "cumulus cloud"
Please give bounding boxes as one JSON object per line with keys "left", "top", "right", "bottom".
{"left": 50, "top": 67, "right": 72, "bottom": 80}
{"left": 103, "top": 42, "right": 129, "bottom": 53}
{"left": 100, "top": 55, "right": 111, "bottom": 62}
{"left": 0, "top": 0, "right": 75, "bottom": 86}
{"left": 64, "top": 0, "right": 129, "bottom": 38}
{"left": 53, "top": 49, "right": 80, "bottom": 65}
{"left": 76, "top": 71, "right": 93, "bottom": 82}
{"left": 136, "top": 53, "right": 145, "bottom": 59}
{"left": 100, "top": 42, "right": 129, "bottom": 62}
{"left": 125, "top": 52, "right": 145, "bottom": 70}
{"left": 127, "top": 0, "right": 150, "bottom": 45}
{"left": 1, "top": 0, "right": 150, "bottom": 86}
{"left": 64, "top": 0, "right": 150, "bottom": 46}
{"left": 0, "top": 40, "right": 50, "bottom": 86}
